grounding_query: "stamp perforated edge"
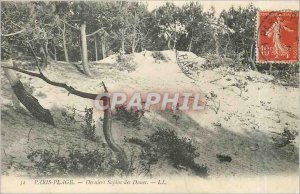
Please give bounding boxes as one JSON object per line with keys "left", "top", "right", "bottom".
{"left": 255, "top": 9, "right": 300, "bottom": 64}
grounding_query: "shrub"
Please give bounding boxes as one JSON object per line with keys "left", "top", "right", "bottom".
{"left": 113, "top": 105, "right": 144, "bottom": 129}
{"left": 203, "top": 52, "right": 249, "bottom": 71}
{"left": 125, "top": 137, "right": 158, "bottom": 174}
{"left": 272, "top": 127, "right": 298, "bottom": 148}
{"left": 152, "top": 51, "right": 168, "bottom": 63}
{"left": 35, "top": 91, "right": 47, "bottom": 98}
{"left": 61, "top": 107, "right": 76, "bottom": 123}
{"left": 175, "top": 53, "right": 202, "bottom": 78}
{"left": 82, "top": 107, "right": 96, "bottom": 141}
{"left": 216, "top": 154, "right": 232, "bottom": 162}
{"left": 205, "top": 91, "right": 220, "bottom": 114}
{"left": 115, "top": 54, "right": 136, "bottom": 72}
{"left": 127, "top": 128, "right": 208, "bottom": 177}
{"left": 271, "top": 64, "right": 299, "bottom": 87}
{"left": 201, "top": 54, "right": 221, "bottom": 69}
{"left": 27, "top": 148, "right": 118, "bottom": 176}
{"left": 231, "top": 78, "right": 248, "bottom": 97}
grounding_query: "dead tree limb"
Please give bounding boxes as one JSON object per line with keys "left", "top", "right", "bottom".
{"left": 1, "top": 65, "right": 98, "bottom": 100}
{"left": 1, "top": 64, "right": 129, "bottom": 172}
{"left": 1, "top": 60, "right": 54, "bottom": 125}
{"left": 102, "top": 81, "right": 129, "bottom": 172}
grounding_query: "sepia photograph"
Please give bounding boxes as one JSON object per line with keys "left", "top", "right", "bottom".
{"left": 0, "top": 0, "right": 299, "bottom": 193}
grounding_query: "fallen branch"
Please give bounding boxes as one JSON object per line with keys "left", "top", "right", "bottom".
{"left": 1, "top": 65, "right": 98, "bottom": 100}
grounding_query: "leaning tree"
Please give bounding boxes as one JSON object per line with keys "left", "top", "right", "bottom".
{"left": 1, "top": 1, "right": 129, "bottom": 171}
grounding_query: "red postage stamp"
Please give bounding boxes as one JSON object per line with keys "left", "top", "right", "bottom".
{"left": 257, "top": 11, "right": 299, "bottom": 63}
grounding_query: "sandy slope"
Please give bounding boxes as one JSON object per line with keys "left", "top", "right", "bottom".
{"left": 1, "top": 50, "right": 299, "bottom": 177}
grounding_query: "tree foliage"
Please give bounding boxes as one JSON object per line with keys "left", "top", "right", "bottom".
{"left": 1, "top": 1, "right": 277, "bottom": 71}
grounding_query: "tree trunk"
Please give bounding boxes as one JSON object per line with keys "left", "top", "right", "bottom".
{"left": 224, "top": 33, "right": 231, "bottom": 57}
{"left": 101, "top": 35, "right": 106, "bottom": 59}
{"left": 213, "top": 32, "right": 220, "bottom": 56}
{"left": 188, "top": 38, "right": 193, "bottom": 52}
{"left": 121, "top": 39, "right": 125, "bottom": 53}
{"left": 167, "top": 39, "right": 172, "bottom": 50}
{"left": 63, "top": 23, "right": 69, "bottom": 62}
{"left": 53, "top": 47, "right": 57, "bottom": 61}
{"left": 80, "top": 21, "right": 92, "bottom": 76}
{"left": 132, "top": 29, "right": 136, "bottom": 53}
{"left": 94, "top": 36, "right": 98, "bottom": 61}
{"left": 188, "top": 40, "right": 192, "bottom": 52}
{"left": 79, "top": 39, "right": 83, "bottom": 61}
{"left": 121, "top": 38, "right": 125, "bottom": 53}
{"left": 134, "top": 36, "right": 140, "bottom": 53}
{"left": 172, "top": 25, "right": 177, "bottom": 51}
{"left": 120, "top": 29, "right": 126, "bottom": 53}
{"left": 140, "top": 35, "right": 145, "bottom": 51}
{"left": 249, "top": 31, "right": 257, "bottom": 71}
{"left": 102, "top": 84, "right": 129, "bottom": 172}
{"left": 45, "top": 40, "right": 51, "bottom": 62}
{"left": 173, "top": 33, "right": 177, "bottom": 50}
{"left": 40, "top": 43, "right": 48, "bottom": 68}
{"left": 132, "top": 13, "right": 137, "bottom": 53}
{"left": 2, "top": 59, "right": 54, "bottom": 125}
{"left": 52, "top": 40, "right": 57, "bottom": 61}
{"left": 188, "top": 30, "right": 194, "bottom": 52}
{"left": 269, "top": 64, "right": 273, "bottom": 75}
{"left": 249, "top": 43, "right": 258, "bottom": 71}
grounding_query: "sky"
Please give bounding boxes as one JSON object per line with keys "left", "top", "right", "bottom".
{"left": 146, "top": 1, "right": 299, "bottom": 15}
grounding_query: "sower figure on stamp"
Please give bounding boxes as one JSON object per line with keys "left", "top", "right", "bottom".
{"left": 266, "top": 13, "right": 294, "bottom": 59}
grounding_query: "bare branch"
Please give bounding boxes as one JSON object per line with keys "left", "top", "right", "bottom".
{"left": 102, "top": 81, "right": 108, "bottom": 92}
{"left": 58, "top": 18, "right": 80, "bottom": 30}
{"left": 1, "top": 29, "right": 25, "bottom": 37}
{"left": 86, "top": 28, "right": 106, "bottom": 37}
{"left": 26, "top": 41, "right": 43, "bottom": 74}
{"left": 1, "top": 65, "right": 100, "bottom": 100}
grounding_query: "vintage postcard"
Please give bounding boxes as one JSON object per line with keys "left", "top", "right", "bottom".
{"left": 0, "top": 0, "right": 299, "bottom": 193}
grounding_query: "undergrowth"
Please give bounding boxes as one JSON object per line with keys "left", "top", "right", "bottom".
{"left": 115, "top": 54, "right": 136, "bottom": 72}
{"left": 203, "top": 53, "right": 248, "bottom": 71}
{"left": 81, "top": 107, "right": 96, "bottom": 141}
{"left": 126, "top": 128, "right": 208, "bottom": 177}
{"left": 152, "top": 51, "right": 168, "bottom": 63}
{"left": 113, "top": 105, "right": 144, "bottom": 129}
{"left": 272, "top": 127, "right": 298, "bottom": 148}
{"left": 27, "top": 147, "right": 118, "bottom": 176}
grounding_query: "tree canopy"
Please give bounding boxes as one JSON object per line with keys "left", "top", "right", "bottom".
{"left": 1, "top": 1, "right": 259, "bottom": 66}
